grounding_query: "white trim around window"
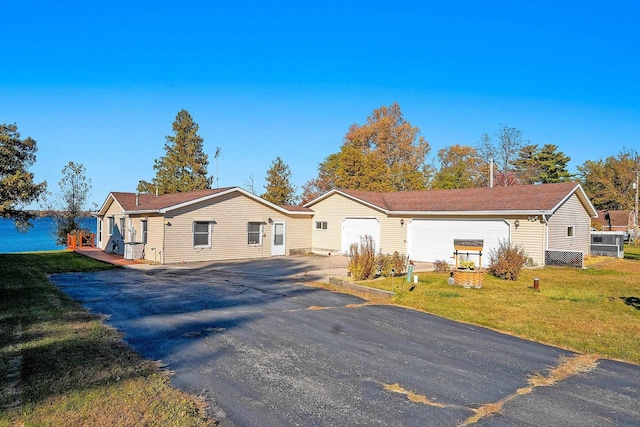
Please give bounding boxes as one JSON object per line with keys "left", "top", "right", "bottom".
{"left": 315, "top": 221, "right": 328, "bottom": 230}
{"left": 247, "top": 222, "right": 263, "bottom": 246}
{"left": 193, "top": 221, "right": 213, "bottom": 248}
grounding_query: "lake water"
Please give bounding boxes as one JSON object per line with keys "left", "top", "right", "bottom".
{"left": 0, "top": 217, "right": 96, "bottom": 253}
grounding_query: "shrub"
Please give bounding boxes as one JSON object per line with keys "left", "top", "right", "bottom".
{"left": 374, "top": 251, "right": 407, "bottom": 277}
{"left": 488, "top": 239, "right": 528, "bottom": 280}
{"left": 348, "top": 235, "right": 376, "bottom": 280}
{"left": 433, "top": 259, "right": 451, "bottom": 273}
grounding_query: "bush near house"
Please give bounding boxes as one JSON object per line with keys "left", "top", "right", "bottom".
{"left": 488, "top": 239, "right": 528, "bottom": 280}
{"left": 348, "top": 235, "right": 376, "bottom": 280}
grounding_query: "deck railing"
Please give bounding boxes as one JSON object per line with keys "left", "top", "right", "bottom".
{"left": 67, "top": 232, "right": 96, "bottom": 250}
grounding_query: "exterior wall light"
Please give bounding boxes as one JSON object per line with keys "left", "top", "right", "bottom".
{"left": 400, "top": 219, "right": 405, "bottom": 227}
{"left": 514, "top": 219, "right": 520, "bottom": 229}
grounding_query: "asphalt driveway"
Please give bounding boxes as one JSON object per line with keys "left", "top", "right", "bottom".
{"left": 51, "top": 257, "right": 639, "bottom": 426}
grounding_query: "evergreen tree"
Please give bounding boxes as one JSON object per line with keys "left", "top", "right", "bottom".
{"left": 138, "top": 110, "right": 212, "bottom": 194}
{"left": 513, "top": 144, "right": 572, "bottom": 184}
{"left": 262, "top": 157, "right": 297, "bottom": 205}
{"left": 0, "top": 123, "right": 47, "bottom": 230}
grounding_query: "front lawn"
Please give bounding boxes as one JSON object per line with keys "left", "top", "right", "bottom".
{"left": 0, "top": 251, "right": 212, "bottom": 426}
{"left": 625, "top": 243, "right": 640, "bottom": 260}
{"left": 358, "top": 257, "right": 640, "bottom": 364}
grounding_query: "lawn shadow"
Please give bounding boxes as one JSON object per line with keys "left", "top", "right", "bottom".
{"left": 620, "top": 296, "right": 640, "bottom": 310}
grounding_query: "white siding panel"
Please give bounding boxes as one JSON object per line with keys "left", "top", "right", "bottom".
{"left": 407, "top": 219, "right": 509, "bottom": 267}
{"left": 341, "top": 218, "right": 380, "bottom": 253}
{"left": 547, "top": 193, "right": 592, "bottom": 256}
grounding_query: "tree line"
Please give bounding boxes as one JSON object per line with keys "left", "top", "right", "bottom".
{"left": 2, "top": 104, "right": 638, "bottom": 234}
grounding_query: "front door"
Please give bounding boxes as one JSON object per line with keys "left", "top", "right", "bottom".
{"left": 271, "top": 221, "right": 286, "bottom": 256}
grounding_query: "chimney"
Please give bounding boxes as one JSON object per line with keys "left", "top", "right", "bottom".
{"left": 136, "top": 192, "right": 139, "bottom": 207}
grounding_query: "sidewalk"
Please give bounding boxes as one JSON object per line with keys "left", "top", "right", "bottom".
{"left": 74, "top": 247, "right": 142, "bottom": 267}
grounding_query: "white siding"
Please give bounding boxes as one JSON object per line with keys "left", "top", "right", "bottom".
{"left": 161, "top": 192, "right": 311, "bottom": 264}
{"left": 99, "top": 199, "right": 126, "bottom": 253}
{"left": 509, "top": 217, "right": 546, "bottom": 267}
{"left": 547, "top": 193, "right": 592, "bottom": 256}
{"left": 310, "top": 194, "right": 407, "bottom": 255}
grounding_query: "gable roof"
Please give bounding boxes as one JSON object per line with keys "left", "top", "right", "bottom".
{"left": 100, "top": 187, "right": 312, "bottom": 217}
{"left": 593, "top": 210, "right": 634, "bottom": 229}
{"left": 305, "top": 182, "right": 598, "bottom": 217}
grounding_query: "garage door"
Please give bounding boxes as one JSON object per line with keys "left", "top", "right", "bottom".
{"left": 407, "top": 219, "right": 509, "bottom": 267}
{"left": 341, "top": 218, "right": 380, "bottom": 254}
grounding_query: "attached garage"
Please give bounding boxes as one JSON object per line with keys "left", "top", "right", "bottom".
{"left": 407, "top": 219, "right": 510, "bottom": 267}
{"left": 341, "top": 218, "right": 380, "bottom": 254}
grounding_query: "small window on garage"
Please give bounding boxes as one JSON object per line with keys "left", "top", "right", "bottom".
{"left": 193, "top": 221, "right": 212, "bottom": 248}
{"left": 315, "top": 221, "right": 328, "bottom": 230}
{"left": 247, "top": 222, "right": 262, "bottom": 245}
{"left": 567, "top": 226, "right": 574, "bottom": 237}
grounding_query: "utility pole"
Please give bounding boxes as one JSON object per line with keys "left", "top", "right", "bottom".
{"left": 635, "top": 170, "right": 639, "bottom": 247}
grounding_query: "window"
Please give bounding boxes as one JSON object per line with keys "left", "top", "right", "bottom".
{"left": 107, "top": 217, "right": 115, "bottom": 236}
{"left": 98, "top": 219, "right": 102, "bottom": 243}
{"left": 315, "top": 221, "right": 328, "bottom": 230}
{"left": 193, "top": 221, "right": 212, "bottom": 247}
{"left": 567, "top": 226, "right": 574, "bottom": 237}
{"left": 141, "top": 220, "right": 148, "bottom": 244}
{"left": 247, "top": 222, "right": 262, "bottom": 245}
{"left": 119, "top": 217, "right": 125, "bottom": 236}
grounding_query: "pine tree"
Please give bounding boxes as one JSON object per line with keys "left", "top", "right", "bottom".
{"left": 0, "top": 123, "right": 47, "bottom": 230}
{"left": 138, "top": 110, "right": 212, "bottom": 194}
{"left": 262, "top": 157, "right": 297, "bottom": 205}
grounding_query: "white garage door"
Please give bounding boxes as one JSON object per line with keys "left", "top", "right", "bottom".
{"left": 407, "top": 219, "right": 509, "bottom": 267}
{"left": 342, "top": 218, "right": 380, "bottom": 254}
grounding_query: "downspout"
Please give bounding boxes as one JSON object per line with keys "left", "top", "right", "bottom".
{"left": 542, "top": 214, "right": 549, "bottom": 266}
{"left": 162, "top": 219, "right": 166, "bottom": 265}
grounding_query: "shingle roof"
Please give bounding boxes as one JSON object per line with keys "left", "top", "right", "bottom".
{"left": 109, "top": 192, "right": 158, "bottom": 211}
{"left": 279, "top": 204, "right": 314, "bottom": 212}
{"left": 120, "top": 188, "right": 234, "bottom": 211}
{"left": 312, "top": 182, "right": 596, "bottom": 215}
{"left": 593, "top": 210, "right": 632, "bottom": 229}
{"left": 108, "top": 187, "right": 311, "bottom": 215}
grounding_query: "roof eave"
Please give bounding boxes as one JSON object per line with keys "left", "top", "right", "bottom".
{"left": 390, "top": 210, "right": 554, "bottom": 217}
{"left": 157, "top": 187, "right": 312, "bottom": 216}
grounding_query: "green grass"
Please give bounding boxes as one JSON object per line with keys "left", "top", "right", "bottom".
{"left": 358, "top": 257, "right": 640, "bottom": 364}
{"left": 0, "top": 251, "right": 212, "bottom": 426}
{"left": 625, "top": 243, "right": 640, "bottom": 260}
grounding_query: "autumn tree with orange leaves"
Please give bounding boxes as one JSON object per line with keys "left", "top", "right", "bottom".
{"left": 301, "top": 103, "right": 430, "bottom": 203}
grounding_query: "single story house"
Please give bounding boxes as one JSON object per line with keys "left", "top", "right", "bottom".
{"left": 592, "top": 210, "right": 636, "bottom": 234}
{"left": 95, "top": 187, "right": 313, "bottom": 264}
{"left": 95, "top": 182, "right": 596, "bottom": 267}
{"left": 304, "top": 182, "right": 597, "bottom": 267}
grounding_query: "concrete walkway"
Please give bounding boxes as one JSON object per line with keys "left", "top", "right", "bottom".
{"left": 74, "top": 247, "right": 142, "bottom": 267}
{"left": 74, "top": 248, "right": 434, "bottom": 282}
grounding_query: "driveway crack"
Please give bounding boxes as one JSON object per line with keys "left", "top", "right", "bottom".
{"left": 459, "top": 353, "right": 600, "bottom": 426}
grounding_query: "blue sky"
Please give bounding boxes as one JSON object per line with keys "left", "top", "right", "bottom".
{"left": 2, "top": 1, "right": 638, "bottom": 208}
